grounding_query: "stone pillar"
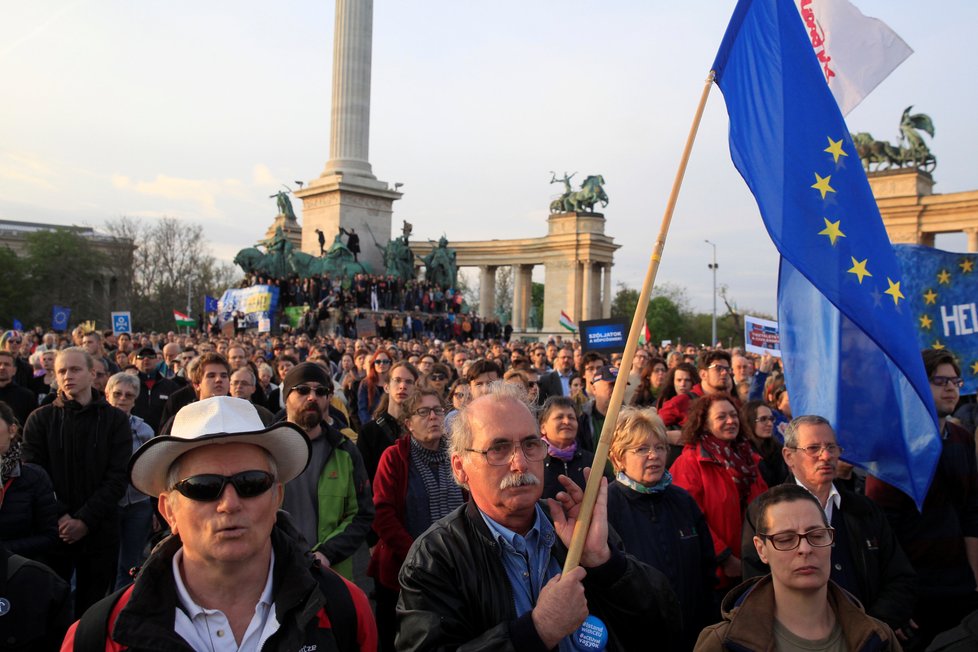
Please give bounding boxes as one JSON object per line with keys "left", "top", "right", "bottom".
{"left": 581, "top": 260, "right": 593, "bottom": 321}
{"left": 520, "top": 265, "right": 534, "bottom": 330}
{"left": 967, "top": 228, "right": 978, "bottom": 253}
{"left": 323, "top": 0, "right": 375, "bottom": 179}
{"left": 511, "top": 265, "right": 524, "bottom": 330}
{"left": 479, "top": 265, "right": 497, "bottom": 318}
{"left": 602, "top": 264, "right": 612, "bottom": 318}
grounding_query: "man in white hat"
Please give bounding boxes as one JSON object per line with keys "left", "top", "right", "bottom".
{"left": 61, "top": 396, "right": 377, "bottom": 651}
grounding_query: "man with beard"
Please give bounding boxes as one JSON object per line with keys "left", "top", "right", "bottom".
{"left": 397, "top": 383, "right": 681, "bottom": 651}
{"left": 282, "top": 362, "right": 373, "bottom": 580}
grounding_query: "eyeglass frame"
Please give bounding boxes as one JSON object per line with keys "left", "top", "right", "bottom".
{"left": 757, "top": 526, "right": 835, "bottom": 551}
{"left": 414, "top": 406, "right": 446, "bottom": 418}
{"left": 627, "top": 444, "right": 669, "bottom": 458}
{"left": 465, "top": 437, "right": 548, "bottom": 466}
{"left": 930, "top": 375, "right": 964, "bottom": 388}
{"left": 786, "top": 443, "right": 844, "bottom": 458}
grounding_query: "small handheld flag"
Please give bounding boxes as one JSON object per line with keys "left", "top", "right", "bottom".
{"left": 173, "top": 310, "right": 196, "bottom": 327}
{"left": 559, "top": 310, "right": 577, "bottom": 333}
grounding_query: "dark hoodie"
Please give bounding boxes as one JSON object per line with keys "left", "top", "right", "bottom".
{"left": 21, "top": 389, "right": 132, "bottom": 548}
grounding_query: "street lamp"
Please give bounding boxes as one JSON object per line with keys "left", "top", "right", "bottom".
{"left": 705, "top": 240, "right": 718, "bottom": 348}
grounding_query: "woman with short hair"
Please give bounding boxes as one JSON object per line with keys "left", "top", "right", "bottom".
{"left": 609, "top": 406, "right": 717, "bottom": 651}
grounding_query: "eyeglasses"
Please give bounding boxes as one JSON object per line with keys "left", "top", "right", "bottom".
{"left": 171, "top": 470, "right": 275, "bottom": 502}
{"left": 466, "top": 438, "right": 548, "bottom": 466}
{"left": 707, "top": 364, "right": 732, "bottom": 373}
{"left": 930, "top": 375, "right": 964, "bottom": 388}
{"left": 292, "top": 385, "right": 330, "bottom": 397}
{"left": 415, "top": 406, "right": 446, "bottom": 418}
{"left": 754, "top": 415, "right": 775, "bottom": 424}
{"left": 111, "top": 391, "right": 137, "bottom": 400}
{"left": 374, "top": 359, "right": 392, "bottom": 366}
{"left": 758, "top": 527, "right": 835, "bottom": 551}
{"left": 628, "top": 444, "right": 669, "bottom": 457}
{"left": 787, "top": 443, "right": 843, "bottom": 457}
{"left": 428, "top": 372, "right": 447, "bottom": 381}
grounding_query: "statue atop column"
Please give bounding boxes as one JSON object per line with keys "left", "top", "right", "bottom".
{"left": 423, "top": 235, "right": 458, "bottom": 289}
{"left": 370, "top": 220, "right": 416, "bottom": 281}
{"left": 269, "top": 188, "right": 298, "bottom": 221}
{"left": 548, "top": 172, "right": 609, "bottom": 213}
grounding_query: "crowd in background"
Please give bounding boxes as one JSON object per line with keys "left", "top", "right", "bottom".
{"left": 0, "top": 320, "right": 976, "bottom": 650}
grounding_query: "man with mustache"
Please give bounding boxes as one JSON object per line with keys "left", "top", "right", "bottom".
{"left": 282, "top": 362, "right": 373, "bottom": 580}
{"left": 397, "top": 383, "right": 681, "bottom": 651}
{"left": 740, "top": 416, "right": 915, "bottom": 637}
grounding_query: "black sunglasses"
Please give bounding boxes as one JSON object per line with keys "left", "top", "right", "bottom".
{"left": 293, "top": 385, "right": 330, "bottom": 397}
{"left": 428, "top": 373, "right": 447, "bottom": 381}
{"left": 172, "top": 470, "right": 275, "bottom": 502}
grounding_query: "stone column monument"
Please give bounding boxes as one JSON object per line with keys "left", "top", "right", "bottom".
{"left": 295, "top": 0, "right": 401, "bottom": 274}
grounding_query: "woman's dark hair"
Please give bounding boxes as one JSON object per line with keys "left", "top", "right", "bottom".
{"left": 656, "top": 362, "right": 699, "bottom": 407}
{"left": 0, "top": 400, "right": 19, "bottom": 430}
{"left": 741, "top": 400, "right": 778, "bottom": 456}
{"left": 681, "top": 394, "right": 746, "bottom": 445}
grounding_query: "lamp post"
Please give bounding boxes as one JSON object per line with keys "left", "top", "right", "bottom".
{"left": 705, "top": 240, "right": 718, "bottom": 348}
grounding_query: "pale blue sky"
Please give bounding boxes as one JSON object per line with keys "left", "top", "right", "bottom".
{"left": 1, "top": 1, "right": 974, "bottom": 315}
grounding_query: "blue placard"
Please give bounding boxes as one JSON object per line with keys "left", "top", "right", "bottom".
{"left": 218, "top": 285, "right": 280, "bottom": 330}
{"left": 894, "top": 245, "right": 978, "bottom": 395}
{"left": 579, "top": 319, "right": 629, "bottom": 355}
{"left": 111, "top": 311, "right": 132, "bottom": 335}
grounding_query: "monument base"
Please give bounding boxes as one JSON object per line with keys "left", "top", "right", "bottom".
{"left": 295, "top": 173, "right": 402, "bottom": 274}
{"left": 262, "top": 213, "right": 303, "bottom": 249}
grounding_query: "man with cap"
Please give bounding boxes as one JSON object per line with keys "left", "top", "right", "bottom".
{"left": 578, "top": 365, "right": 618, "bottom": 452}
{"left": 131, "top": 347, "right": 179, "bottom": 433}
{"left": 281, "top": 362, "right": 374, "bottom": 580}
{"left": 61, "top": 396, "right": 378, "bottom": 651}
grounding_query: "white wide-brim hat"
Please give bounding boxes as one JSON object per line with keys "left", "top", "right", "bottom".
{"left": 129, "top": 396, "right": 310, "bottom": 497}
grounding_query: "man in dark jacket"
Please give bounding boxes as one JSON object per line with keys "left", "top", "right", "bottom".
{"left": 397, "top": 384, "right": 681, "bottom": 651}
{"left": 741, "top": 415, "right": 916, "bottom": 635}
{"left": 22, "top": 347, "right": 131, "bottom": 617}
{"left": 132, "top": 347, "right": 179, "bottom": 433}
{"left": 0, "top": 350, "right": 37, "bottom": 427}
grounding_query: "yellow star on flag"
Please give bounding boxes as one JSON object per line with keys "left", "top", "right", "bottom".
{"left": 932, "top": 340, "right": 945, "bottom": 350}
{"left": 971, "top": 361, "right": 978, "bottom": 375}
{"left": 818, "top": 218, "right": 846, "bottom": 246}
{"left": 824, "top": 137, "right": 848, "bottom": 164}
{"left": 937, "top": 269, "right": 951, "bottom": 285}
{"left": 960, "top": 258, "right": 975, "bottom": 273}
{"left": 884, "top": 278, "right": 904, "bottom": 306}
{"left": 919, "top": 314, "right": 933, "bottom": 330}
{"left": 811, "top": 173, "right": 836, "bottom": 199}
{"left": 847, "top": 257, "right": 871, "bottom": 284}
{"left": 923, "top": 289, "right": 938, "bottom": 305}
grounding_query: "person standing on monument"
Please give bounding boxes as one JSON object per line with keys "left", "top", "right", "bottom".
{"left": 340, "top": 227, "right": 361, "bottom": 262}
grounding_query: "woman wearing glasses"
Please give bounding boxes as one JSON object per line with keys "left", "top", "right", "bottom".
{"left": 608, "top": 407, "right": 716, "bottom": 651}
{"left": 694, "top": 485, "right": 900, "bottom": 652}
{"left": 672, "top": 394, "right": 768, "bottom": 593}
{"left": 369, "top": 388, "right": 464, "bottom": 652}
{"left": 741, "top": 400, "right": 788, "bottom": 488}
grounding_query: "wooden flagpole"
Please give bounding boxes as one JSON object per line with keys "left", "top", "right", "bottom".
{"left": 562, "top": 71, "right": 716, "bottom": 573}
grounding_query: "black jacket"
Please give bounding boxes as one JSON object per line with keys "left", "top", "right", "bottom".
{"left": 0, "top": 382, "right": 38, "bottom": 428}
{"left": 0, "top": 544, "right": 71, "bottom": 651}
{"left": 357, "top": 412, "right": 400, "bottom": 482}
{"left": 0, "top": 462, "right": 59, "bottom": 560}
{"left": 21, "top": 390, "right": 131, "bottom": 547}
{"left": 397, "top": 500, "right": 682, "bottom": 651}
{"left": 131, "top": 371, "right": 179, "bottom": 433}
{"left": 741, "top": 479, "right": 916, "bottom": 629}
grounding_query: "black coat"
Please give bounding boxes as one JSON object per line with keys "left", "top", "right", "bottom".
{"left": 741, "top": 478, "right": 916, "bottom": 629}
{"left": 21, "top": 391, "right": 131, "bottom": 547}
{"left": 397, "top": 500, "right": 683, "bottom": 651}
{"left": 0, "top": 462, "right": 59, "bottom": 560}
{"left": 132, "top": 371, "right": 179, "bottom": 433}
{"left": 0, "top": 382, "right": 38, "bottom": 427}
{"left": 0, "top": 545, "right": 71, "bottom": 651}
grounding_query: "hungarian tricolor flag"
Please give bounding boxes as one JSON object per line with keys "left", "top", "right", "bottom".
{"left": 638, "top": 320, "right": 651, "bottom": 345}
{"left": 173, "top": 310, "right": 196, "bottom": 327}
{"left": 558, "top": 310, "right": 576, "bottom": 333}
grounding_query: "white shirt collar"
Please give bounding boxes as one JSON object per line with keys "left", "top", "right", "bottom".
{"left": 794, "top": 476, "right": 841, "bottom": 522}
{"left": 172, "top": 547, "right": 276, "bottom": 619}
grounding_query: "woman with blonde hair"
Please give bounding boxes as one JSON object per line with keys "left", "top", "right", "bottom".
{"left": 608, "top": 406, "right": 716, "bottom": 651}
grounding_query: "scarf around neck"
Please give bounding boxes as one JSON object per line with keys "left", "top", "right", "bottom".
{"left": 410, "top": 436, "right": 463, "bottom": 522}
{"left": 543, "top": 437, "right": 577, "bottom": 462}
{"left": 616, "top": 470, "right": 672, "bottom": 494}
{"left": 700, "top": 433, "right": 758, "bottom": 505}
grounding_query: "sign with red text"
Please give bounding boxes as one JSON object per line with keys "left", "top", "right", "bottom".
{"left": 745, "top": 315, "right": 781, "bottom": 357}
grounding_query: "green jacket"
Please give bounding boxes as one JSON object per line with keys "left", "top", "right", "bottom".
{"left": 311, "top": 425, "right": 375, "bottom": 579}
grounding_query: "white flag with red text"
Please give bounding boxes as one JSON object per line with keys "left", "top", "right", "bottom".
{"left": 794, "top": 0, "right": 912, "bottom": 115}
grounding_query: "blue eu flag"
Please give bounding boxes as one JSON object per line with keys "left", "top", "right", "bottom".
{"left": 712, "top": 0, "right": 940, "bottom": 507}
{"left": 51, "top": 305, "right": 71, "bottom": 333}
{"left": 204, "top": 295, "right": 219, "bottom": 313}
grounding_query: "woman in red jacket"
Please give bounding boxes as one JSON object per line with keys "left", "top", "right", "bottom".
{"left": 368, "top": 388, "right": 465, "bottom": 652}
{"left": 671, "top": 394, "right": 767, "bottom": 593}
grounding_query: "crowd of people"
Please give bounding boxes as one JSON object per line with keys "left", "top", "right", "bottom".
{"left": 0, "top": 322, "right": 975, "bottom": 650}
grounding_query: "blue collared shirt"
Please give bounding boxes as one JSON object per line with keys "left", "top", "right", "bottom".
{"left": 480, "top": 504, "right": 576, "bottom": 651}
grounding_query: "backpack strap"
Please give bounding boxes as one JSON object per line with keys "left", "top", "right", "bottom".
{"left": 73, "top": 586, "right": 132, "bottom": 652}
{"left": 314, "top": 567, "right": 357, "bottom": 651}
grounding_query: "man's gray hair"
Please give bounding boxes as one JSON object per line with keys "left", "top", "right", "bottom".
{"left": 449, "top": 381, "right": 535, "bottom": 462}
{"left": 783, "top": 415, "right": 834, "bottom": 448}
{"left": 106, "top": 372, "right": 140, "bottom": 398}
